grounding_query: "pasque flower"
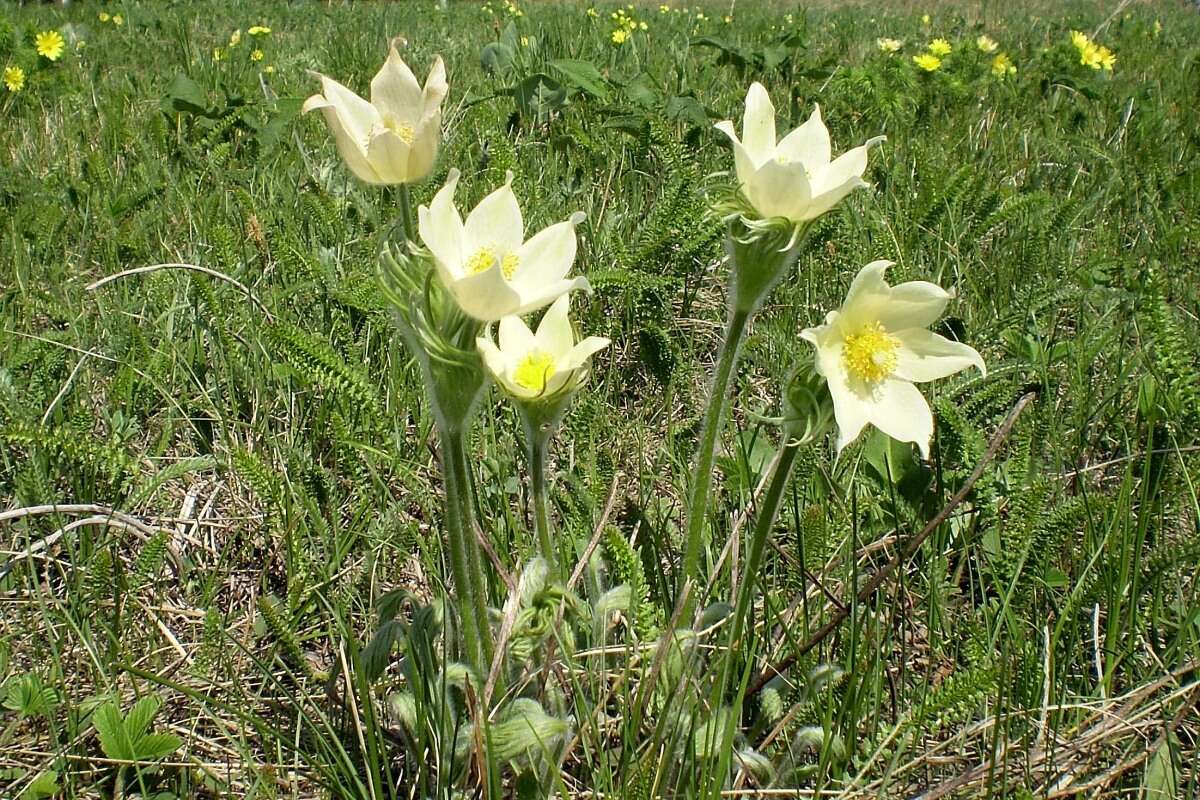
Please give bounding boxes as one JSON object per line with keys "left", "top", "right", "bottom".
{"left": 477, "top": 295, "right": 609, "bottom": 401}
{"left": 419, "top": 169, "right": 591, "bottom": 322}
{"left": 715, "top": 83, "right": 885, "bottom": 225}
{"left": 303, "top": 46, "right": 447, "bottom": 185}
{"left": 801, "top": 261, "right": 985, "bottom": 458}
{"left": 976, "top": 35, "right": 999, "bottom": 53}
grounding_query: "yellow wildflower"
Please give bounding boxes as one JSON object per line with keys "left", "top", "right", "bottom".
{"left": 1070, "top": 30, "right": 1090, "bottom": 51}
{"left": 660, "top": 4, "right": 670, "bottom": 12}
{"left": 913, "top": 53, "right": 941, "bottom": 72}
{"left": 250, "top": 49, "right": 264, "bottom": 62}
{"left": 640, "top": 21, "right": 648, "bottom": 30}
{"left": 520, "top": 36, "right": 529, "bottom": 47}
{"left": 264, "top": 65, "right": 276, "bottom": 74}
{"left": 4, "top": 65, "right": 25, "bottom": 92}
{"left": 98, "top": 11, "right": 111, "bottom": 22}
{"left": 976, "top": 35, "right": 998, "bottom": 53}
{"left": 213, "top": 47, "right": 223, "bottom": 62}
{"left": 1097, "top": 45, "right": 1116, "bottom": 71}
{"left": 921, "top": 14, "right": 931, "bottom": 25}
{"left": 723, "top": 15, "right": 732, "bottom": 23}
{"left": 112, "top": 14, "right": 124, "bottom": 26}
{"left": 877, "top": 37, "right": 902, "bottom": 53}
{"left": 248, "top": 25, "right": 271, "bottom": 36}
{"left": 928, "top": 38, "right": 952, "bottom": 57}
{"left": 1153, "top": 20, "right": 1162, "bottom": 37}
{"left": 991, "top": 52, "right": 1016, "bottom": 78}
{"left": 611, "top": 28, "right": 630, "bottom": 44}
{"left": 586, "top": 7, "right": 598, "bottom": 18}
{"left": 229, "top": 29, "right": 242, "bottom": 47}
{"left": 35, "top": 31, "right": 66, "bottom": 61}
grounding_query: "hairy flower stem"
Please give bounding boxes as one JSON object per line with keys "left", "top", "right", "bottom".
{"left": 518, "top": 397, "right": 571, "bottom": 581}
{"left": 679, "top": 307, "right": 749, "bottom": 616}
{"left": 397, "top": 183, "right": 416, "bottom": 243}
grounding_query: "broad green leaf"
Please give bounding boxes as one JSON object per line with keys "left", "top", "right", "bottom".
{"left": 23, "top": 771, "right": 59, "bottom": 800}
{"left": 94, "top": 700, "right": 132, "bottom": 760}
{"left": 124, "top": 695, "right": 162, "bottom": 743}
{"left": 549, "top": 59, "right": 609, "bottom": 100}
{"left": 159, "top": 73, "right": 210, "bottom": 117}
{"left": 1142, "top": 733, "right": 1179, "bottom": 799}
{"left": 135, "top": 732, "right": 183, "bottom": 761}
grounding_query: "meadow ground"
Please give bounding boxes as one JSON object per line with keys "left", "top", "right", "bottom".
{"left": 1, "top": 0, "right": 1199, "bottom": 798}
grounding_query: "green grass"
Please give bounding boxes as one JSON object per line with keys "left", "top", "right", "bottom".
{"left": 2, "top": 1, "right": 1199, "bottom": 798}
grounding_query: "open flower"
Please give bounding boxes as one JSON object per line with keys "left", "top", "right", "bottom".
{"left": 928, "top": 38, "right": 952, "bottom": 56}
{"left": 976, "top": 34, "right": 998, "bottom": 53}
{"left": 477, "top": 295, "right": 610, "bottom": 401}
{"left": 913, "top": 53, "right": 942, "bottom": 71}
{"left": 991, "top": 53, "right": 1017, "bottom": 79}
{"left": 715, "top": 83, "right": 885, "bottom": 225}
{"left": 303, "top": 45, "right": 447, "bottom": 185}
{"left": 877, "top": 37, "right": 903, "bottom": 53}
{"left": 801, "top": 261, "right": 985, "bottom": 458}
{"left": 35, "top": 31, "right": 65, "bottom": 61}
{"left": 4, "top": 65, "right": 25, "bottom": 93}
{"left": 419, "top": 169, "right": 591, "bottom": 322}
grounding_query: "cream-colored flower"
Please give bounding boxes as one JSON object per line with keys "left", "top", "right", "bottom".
{"left": 976, "top": 34, "right": 998, "bottom": 53}
{"left": 419, "top": 169, "right": 591, "bottom": 322}
{"left": 477, "top": 295, "right": 609, "bottom": 400}
{"left": 877, "top": 37, "right": 903, "bottom": 53}
{"left": 302, "top": 46, "right": 447, "bottom": 185}
{"left": 801, "top": 261, "right": 985, "bottom": 458}
{"left": 715, "top": 83, "right": 884, "bottom": 225}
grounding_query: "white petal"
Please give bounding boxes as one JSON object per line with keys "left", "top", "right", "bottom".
{"left": 306, "top": 99, "right": 381, "bottom": 183}
{"left": 465, "top": 177, "right": 523, "bottom": 256}
{"left": 715, "top": 120, "right": 761, "bottom": 180}
{"left": 512, "top": 217, "right": 581, "bottom": 293}
{"left": 892, "top": 329, "right": 985, "bottom": 383}
{"left": 312, "top": 73, "right": 379, "bottom": 148}
{"left": 476, "top": 335, "right": 508, "bottom": 382}
{"left": 878, "top": 280, "right": 952, "bottom": 331}
{"left": 421, "top": 55, "right": 449, "bottom": 114}
{"left": 418, "top": 169, "right": 464, "bottom": 273}
{"left": 560, "top": 336, "right": 610, "bottom": 372}
{"left": 449, "top": 264, "right": 523, "bottom": 322}
{"left": 534, "top": 294, "right": 575, "bottom": 358}
{"left": 366, "top": 128, "right": 412, "bottom": 184}
{"left": 512, "top": 275, "right": 591, "bottom": 317}
{"left": 405, "top": 111, "right": 441, "bottom": 183}
{"left": 868, "top": 379, "right": 934, "bottom": 459}
{"left": 825, "top": 364, "right": 873, "bottom": 454}
{"left": 498, "top": 314, "right": 538, "bottom": 358}
{"left": 741, "top": 82, "right": 777, "bottom": 163}
{"left": 746, "top": 158, "right": 812, "bottom": 222}
{"left": 775, "top": 104, "right": 831, "bottom": 171}
{"left": 370, "top": 47, "right": 423, "bottom": 124}
{"left": 804, "top": 176, "right": 868, "bottom": 221}
{"left": 810, "top": 136, "right": 884, "bottom": 196}
{"left": 838, "top": 260, "right": 894, "bottom": 330}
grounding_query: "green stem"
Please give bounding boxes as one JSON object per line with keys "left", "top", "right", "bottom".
{"left": 679, "top": 307, "right": 750, "bottom": 617}
{"left": 529, "top": 432, "right": 555, "bottom": 570}
{"left": 397, "top": 183, "right": 416, "bottom": 244}
{"left": 440, "top": 422, "right": 494, "bottom": 672}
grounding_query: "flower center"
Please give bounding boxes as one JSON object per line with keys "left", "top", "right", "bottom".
{"left": 465, "top": 247, "right": 519, "bottom": 280}
{"left": 381, "top": 113, "right": 415, "bottom": 144}
{"left": 512, "top": 351, "right": 557, "bottom": 393}
{"left": 842, "top": 322, "right": 900, "bottom": 383}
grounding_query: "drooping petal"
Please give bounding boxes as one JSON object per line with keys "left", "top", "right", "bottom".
{"left": 370, "top": 47, "right": 423, "bottom": 125}
{"left": 365, "top": 128, "right": 413, "bottom": 184}
{"left": 715, "top": 120, "right": 760, "bottom": 181}
{"left": 560, "top": 336, "right": 610, "bottom": 372}
{"left": 746, "top": 158, "right": 813, "bottom": 222}
{"left": 405, "top": 111, "right": 442, "bottom": 183}
{"left": 809, "top": 136, "right": 884, "bottom": 196}
{"left": 867, "top": 379, "right": 935, "bottom": 459}
{"left": 421, "top": 55, "right": 449, "bottom": 115}
{"left": 775, "top": 104, "right": 831, "bottom": 171}
{"left": 449, "top": 264, "right": 523, "bottom": 321}
{"left": 311, "top": 72, "right": 379, "bottom": 148}
{"left": 464, "top": 177, "right": 524, "bottom": 256}
{"left": 741, "top": 82, "right": 777, "bottom": 163}
{"left": 511, "top": 216, "right": 582, "bottom": 293}
{"left": 534, "top": 294, "right": 575, "bottom": 359}
{"left": 304, "top": 98, "right": 381, "bottom": 183}
{"left": 498, "top": 314, "right": 539, "bottom": 361}
{"left": 418, "top": 169, "right": 464, "bottom": 273}
{"left": 512, "top": 275, "right": 592, "bottom": 317}
{"left": 892, "top": 329, "right": 985, "bottom": 382}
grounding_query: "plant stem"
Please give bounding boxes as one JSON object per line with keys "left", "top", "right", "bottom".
{"left": 529, "top": 432, "right": 555, "bottom": 569}
{"left": 679, "top": 306, "right": 750, "bottom": 617}
{"left": 397, "top": 183, "right": 416, "bottom": 244}
{"left": 439, "top": 421, "right": 493, "bottom": 671}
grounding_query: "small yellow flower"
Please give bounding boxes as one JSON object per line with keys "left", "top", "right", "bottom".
{"left": 921, "top": 14, "right": 931, "bottom": 25}
{"left": 586, "top": 7, "right": 598, "bottom": 18}
{"left": 520, "top": 36, "right": 529, "bottom": 47}
{"left": 98, "top": 11, "right": 111, "bottom": 22}
{"left": 976, "top": 34, "right": 998, "bottom": 53}
{"left": 229, "top": 29, "right": 242, "bottom": 47}
{"left": 1097, "top": 45, "right": 1116, "bottom": 71}
{"left": 264, "top": 65, "right": 276, "bottom": 75}
{"left": 640, "top": 21, "right": 648, "bottom": 30}
{"left": 913, "top": 53, "right": 941, "bottom": 72}
{"left": 1153, "top": 20, "right": 1162, "bottom": 37}
{"left": 1070, "top": 30, "right": 1090, "bottom": 52}
{"left": 928, "top": 38, "right": 952, "bottom": 57}
{"left": 723, "top": 15, "right": 732, "bottom": 23}
{"left": 250, "top": 48, "right": 264, "bottom": 62}
{"left": 4, "top": 65, "right": 25, "bottom": 92}
{"left": 35, "top": 31, "right": 66, "bottom": 61}
{"left": 213, "top": 47, "right": 223, "bottom": 62}
{"left": 659, "top": 4, "right": 670, "bottom": 12}
{"left": 76, "top": 40, "right": 87, "bottom": 51}
{"left": 991, "top": 52, "right": 1016, "bottom": 78}
{"left": 877, "top": 37, "right": 902, "bottom": 53}
{"left": 248, "top": 25, "right": 271, "bottom": 37}
{"left": 611, "top": 28, "right": 630, "bottom": 44}
{"left": 112, "top": 14, "right": 124, "bottom": 26}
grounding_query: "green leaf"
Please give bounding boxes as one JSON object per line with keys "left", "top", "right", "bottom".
{"left": 135, "top": 732, "right": 183, "bottom": 761}
{"left": 94, "top": 700, "right": 132, "bottom": 760}
{"left": 665, "top": 95, "right": 711, "bottom": 128}
{"left": 1142, "top": 733, "right": 1179, "bottom": 799}
{"left": 124, "top": 695, "right": 162, "bottom": 744}
{"left": 481, "top": 42, "right": 515, "bottom": 75}
{"left": 549, "top": 59, "right": 609, "bottom": 100}
{"left": 159, "top": 73, "right": 211, "bottom": 117}
{"left": 511, "top": 73, "right": 568, "bottom": 120}
{"left": 254, "top": 97, "right": 305, "bottom": 152}
{"left": 23, "top": 771, "right": 58, "bottom": 800}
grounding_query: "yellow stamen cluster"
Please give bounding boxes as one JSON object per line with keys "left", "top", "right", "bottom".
{"left": 842, "top": 322, "right": 900, "bottom": 382}
{"left": 512, "top": 351, "right": 556, "bottom": 393}
{"left": 382, "top": 114, "right": 415, "bottom": 144}
{"left": 466, "top": 248, "right": 519, "bottom": 280}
